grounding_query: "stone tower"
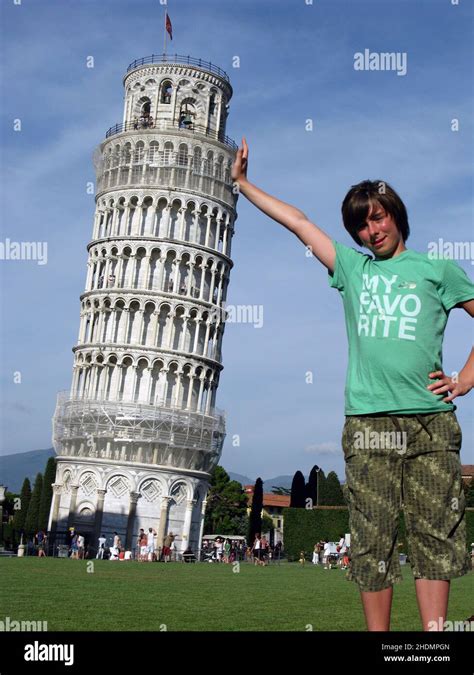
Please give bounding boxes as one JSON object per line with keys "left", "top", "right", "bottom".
{"left": 49, "top": 54, "right": 238, "bottom": 555}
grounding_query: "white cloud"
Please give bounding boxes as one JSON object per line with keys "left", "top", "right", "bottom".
{"left": 304, "top": 442, "right": 341, "bottom": 455}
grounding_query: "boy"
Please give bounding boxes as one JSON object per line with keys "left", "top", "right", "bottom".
{"left": 231, "top": 138, "right": 474, "bottom": 631}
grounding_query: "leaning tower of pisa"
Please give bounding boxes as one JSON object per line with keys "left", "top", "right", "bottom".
{"left": 49, "top": 54, "right": 238, "bottom": 555}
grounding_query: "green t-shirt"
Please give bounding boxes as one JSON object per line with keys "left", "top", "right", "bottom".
{"left": 328, "top": 240, "right": 474, "bottom": 415}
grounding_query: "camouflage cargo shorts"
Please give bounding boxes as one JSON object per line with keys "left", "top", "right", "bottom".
{"left": 342, "top": 410, "right": 471, "bottom": 592}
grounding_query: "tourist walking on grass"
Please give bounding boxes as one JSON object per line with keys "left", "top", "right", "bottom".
{"left": 138, "top": 529, "right": 147, "bottom": 561}
{"left": 223, "top": 538, "right": 231, "bottom": 563}
{"left": 162, "top": 532, "right": 174, "bottom": 562}
{"left": 70, "top": 534, "right": 79, "bottom": 559}
{"left": 35, "top": 530, "right": 47, "bottom": 557}
{"left": 96, "top": 534, "right": 107, "bottom": 559}
{"left": 146, "top": 528, "right": 156, "bottom": 561}
{"left": 312, "top": 544, "right": 320, "bottom": 565}
{"left": 252, "top": 534, "right": 262, "bottom": 565}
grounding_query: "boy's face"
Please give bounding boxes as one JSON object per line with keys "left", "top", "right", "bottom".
{"left": 356, "top": 202, "right": 405, "bottom": 258}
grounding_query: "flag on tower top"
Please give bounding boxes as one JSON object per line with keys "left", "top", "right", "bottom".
{"left": 166, "top": 12, "right": 173, "bottom": 40}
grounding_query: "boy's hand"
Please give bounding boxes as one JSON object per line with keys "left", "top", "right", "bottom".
{"left": 231, "top": 137, "right": 248, "bottom": 184}
{"left": 427, "top": 370, "right": 473, "bottom": 403}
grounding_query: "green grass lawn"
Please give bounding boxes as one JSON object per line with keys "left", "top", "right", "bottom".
{"left": 0, "top": 558, "right": 472, "bottom": 631}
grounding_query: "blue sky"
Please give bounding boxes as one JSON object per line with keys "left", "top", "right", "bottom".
{"left": 0, "top": 0, "right": 473, "bottom": 482}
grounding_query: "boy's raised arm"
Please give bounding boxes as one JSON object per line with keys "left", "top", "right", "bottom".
{"left": 232, "top": 137, "right": 336, "bottom": 273}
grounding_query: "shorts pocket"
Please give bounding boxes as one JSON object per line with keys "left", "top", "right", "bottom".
{"left": 446, "top": 411, "right": 462, "bottom": 451}
{"left": 342, "top": 416, "right": 362, "bottom": 460}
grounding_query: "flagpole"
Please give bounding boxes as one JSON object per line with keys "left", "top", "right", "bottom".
{"left": 163, "top": 7, "right": 167, "bottom": 55}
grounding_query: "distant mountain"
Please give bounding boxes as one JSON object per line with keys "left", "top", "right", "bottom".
{"left": 228, "top": 473, "right": 295, "bottom": 492}
{"left": 0, "top": 448, "right": 55, "bottom": 493}
{"left": 263, "top": 475, "right": 294, "bottom": 492}
{"left": 228, "top": 472, "right": 254, "bottom": 486}
{"left": 0, "top": 449, "right": 304, "bottom": 495}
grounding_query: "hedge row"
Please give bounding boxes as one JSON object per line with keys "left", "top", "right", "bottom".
{"left": 283, "top": 507, "right": 474, "bottom": 561}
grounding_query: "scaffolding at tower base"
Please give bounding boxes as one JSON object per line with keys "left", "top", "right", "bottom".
{"left": 52, "top": 391, "right": 226, "bottom": 471}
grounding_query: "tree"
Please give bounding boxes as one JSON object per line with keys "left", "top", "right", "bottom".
{"left": 24, "top": 473, "right": 43, "bottom": 536}
{"left": 248, "top": 477, "right": 263, "bottom": 544}
{"left": 39, "top": 457, "right": 57, "bottom": 531}
{"left": 290, "top": 470, "right": 306, "bottom": 508}
{"left": 2, "top": 492, "right": 19, "bottom": 523}
{"left": 465, "top": 480, "right": 474, "bottom": 507}
{"left": 203, "top": 466, "right": 248, "bottom": 536}
{"left": 305, "top": 466, "right": 319, "bottom": 506}
{"left": 316, "top": 469, "right": 328, "bottom": 505}
{"left": 323, "top": 471, "right": 345, "bottom": 505}
{"left": 12, "top": 478, "right": 31, "bottom": 533}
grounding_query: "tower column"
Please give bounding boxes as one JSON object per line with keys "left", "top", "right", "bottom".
{"left": 146, "top": 203, "right": 157, "bottom": 235}
{"left": 203, "top": 322, "right": 211, "bottom": 357}
{"left": 115, "top": 256, "right": 124, "bottom": 287}
{"left": 157, "top": 255, "right": 166, "bottom": 290}
{"left": 145, "top": 366, "right": 154, "bottom": 404}
{"left": 79, "top": 367, "right": 89, "bottom": 398}
{"left": 204, "top": 212, "right": 211, "bottom": 248}
{"left": 162, "top": 205, "right": 171, "bottom": 238}
{"left": 110, "top": 206, "right": 119, "bottom": 236}
{"left": 185, "top": 263, "right": 193, "bottom": 295}
{"left": 70, "top": 367, "right": 78, "bottom": 397}
{"left": 171, "top": 259, "right": 179, "bottom": 291}
{"left": 221, "top": 218, "right": 229, "bottom": 254}
{"left": 85, "top": 262, "right": 94, "bottom": 291}
{"left": 197, "top": 376, "right": 205, "bottom": 412}
{"left": 119, "top": 308, "right": 130, "bottom": 343}
{"left": 181, "top": 499, "right": 196, "bottom": 552}
{"left": 157, "top": 368, "right": 167, "bottom": 406}
{"left": 198, "top": 263, "right": 206, "bottom": 299}
{"left": 191, "top": 210, "right": 200, "bottom": 244}
{"left": 125, "top": 492, "right": 140, "bottom": 550}
{"left": 92, "top": 489, "right": 107, "bottom": 548}
{"left": 139, "top": 254, "right": 150, "bottom": 289}
{"left": 67, "top": 485, "right": 80, "bottom": 529}
{"left": 95, "top": 309, "right": 106, "bottom": 345}
{"left": 104, "top": 308, "right": 113, "bottom": 343}
{"left": 89, "top": 365, "right": 98, "bottom": 399}
{"left": 198, "top": 498, "right": 208, "bottom": 556}
{"left": 192, "top": 318, "right": 200, "bottom": 354}
{"left": 164, "top": 310, "right": 175, "bottom": 349}
{"left": 48, "top": 483, "right": 63, "bottom": 538}
{"left": 179, "top": 316, "right": 189, "bottom": 352}
{"left": 122, "top": 205, "right": 131, "bottom": 236}
{"left": 131, "top": 206, "right": 141, "bottom": 236}
{"left": 177, "top": 207, "right": 186, "bottom": 240}
{"left": 157, "top": 496, "right": 171, "bottom": 549}
{"left": 113, "top": 364, "right": 123, "bottom": 400}
{"left": 151, "top": 311, "right": 160, "bottom": 346}
{"left": 209, "top": 270, "right": 217, "bottom": 304}
{"left": 204, "top": 376, "right": 215, "bottom": 415}
{"left": 172, "top": 369, "right": 182, "bottom": 407}
{"left": 92, "top": 262, "right": 101, "bottom": 290}
{"left": 186, "top": 374, "right": 194, "bottom": 409}
{"left": 131, "top": 309, "right": 144, "bottom": 345}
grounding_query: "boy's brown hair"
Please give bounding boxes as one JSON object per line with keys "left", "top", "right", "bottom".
{"left": 341, "top": 180, "right": 410, "bottom": 246}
